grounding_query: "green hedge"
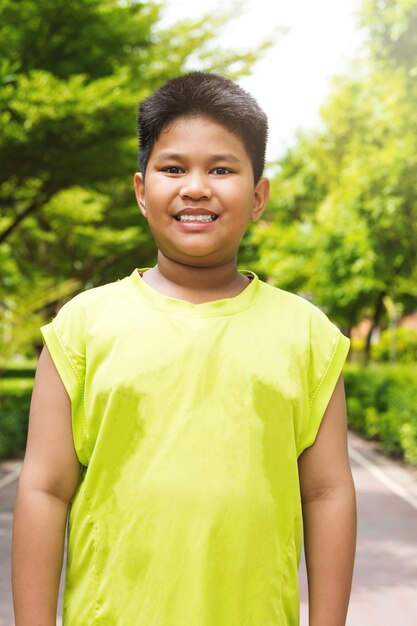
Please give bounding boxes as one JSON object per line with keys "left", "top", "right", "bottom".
{"left": 0, "top": 364, "right": 37, "bottom": 379}
{"left": 344, "top": 363, "right": 417, "bottom": 465}
{"left": 371, "top": 327, "right": 417, "bottom": 363}
{"left": 0, "top": 379, "right": 33, "bottom": 459}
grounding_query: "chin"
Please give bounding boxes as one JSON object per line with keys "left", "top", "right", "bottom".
{"left": 165, "top": 250, "right": 223, "bottom": 267}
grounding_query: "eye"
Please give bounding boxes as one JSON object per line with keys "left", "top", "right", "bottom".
{"left": 162, "top": 166, "right": 183, "bottom": 174}
{"left": 211, "top": 167, "right": 233, "bottom": 175}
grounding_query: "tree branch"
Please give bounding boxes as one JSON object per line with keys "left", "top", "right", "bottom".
{"left": 0, "top": 194, "right": 53, "bottom": 245}
{"left": 365, "top": 291, "right": 386, "bottom": 361}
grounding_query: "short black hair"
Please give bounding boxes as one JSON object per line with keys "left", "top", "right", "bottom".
{"left": 137, "top": 71, "right": 268, "bottom": 183}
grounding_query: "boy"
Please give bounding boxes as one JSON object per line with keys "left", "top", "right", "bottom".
{"left": 12, "top": 72, "right": 356, "bottom": 625}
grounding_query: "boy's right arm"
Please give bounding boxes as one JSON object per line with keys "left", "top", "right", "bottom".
{"left": 12, "top": 346, "right": 82, "bottom": 626}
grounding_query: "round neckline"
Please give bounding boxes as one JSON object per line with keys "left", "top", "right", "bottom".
{"left": 129, "top": 267, "right": 259, "bottom": 317}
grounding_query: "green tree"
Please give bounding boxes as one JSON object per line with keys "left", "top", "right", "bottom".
{"left": 0, "top": 0, "right": 274, "bottom": 360}
{"left": 247, "top": 0, "right": 417, "bottom": 354}
{"left": 360, "top": 0, "right": 417, "bottom": 70}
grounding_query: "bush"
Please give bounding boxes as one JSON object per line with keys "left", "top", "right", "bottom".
{"left": 371, "top": 326, "right": 417, "bottom": 363}
{"left": 0, "top": 363, "right": 37, "bottom": 379}
{"left": 0, "top": 379, "right": 33, "bottom": 459}
{"left": 344, "top": 363, "right": 417, "bottom": 464}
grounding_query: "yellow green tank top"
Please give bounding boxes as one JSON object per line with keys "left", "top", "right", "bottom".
{"left": 40, "top": 268, "right": 350, "bottom": 626}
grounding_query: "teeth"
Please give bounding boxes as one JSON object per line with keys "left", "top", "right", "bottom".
{"left": 176, "top": 214, "right": 216, "bottom": 222}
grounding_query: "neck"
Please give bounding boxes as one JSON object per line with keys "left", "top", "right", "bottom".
{"left": 145, "top": 252, "right": 250, "bottom": 299}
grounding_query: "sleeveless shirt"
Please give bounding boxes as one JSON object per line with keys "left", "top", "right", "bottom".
{"left": 40, "top": 267, "right": 350, "bottom": 625}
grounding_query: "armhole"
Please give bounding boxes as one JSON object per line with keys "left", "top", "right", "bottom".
{"left": 297, "top": 332, "right": 350, "bottom": 457}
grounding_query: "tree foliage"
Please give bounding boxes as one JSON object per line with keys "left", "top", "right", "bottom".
{"left": 0, "top": 0, "right": 274, "bottom": 360}
{"left": 246, "top": 0, "right": 417, "bottom": 351}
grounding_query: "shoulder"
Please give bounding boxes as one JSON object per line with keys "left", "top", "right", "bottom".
{"left": 257, "top": 279, "right": 329, "bottom": 323}
{"left": 256, "top": 279, "right": 348, "bottom": 354}
{"left": 57, "top": 274, "right": 132, "bottom": 313}
{"left": 49, "top": 275, "right": 136, "bottom": 336}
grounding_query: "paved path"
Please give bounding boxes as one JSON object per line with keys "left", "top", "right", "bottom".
{"left": 300, "top": 431, "right": 417, "bottom": 625}
{"left": 0, "top": 463, "right": 64, "bottom": 626}
{"left": 1, "top": 431, "right": 417, "bottom": 625}
{"left": 342, "top": 432, "right": 417, "bottom": 626}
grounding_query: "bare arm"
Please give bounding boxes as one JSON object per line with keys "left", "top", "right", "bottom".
{"left": 12, "top": 346, "right": 82, "bottom": 626}
{"left": 298, "top": 374, "right": 357, "bottom": 626}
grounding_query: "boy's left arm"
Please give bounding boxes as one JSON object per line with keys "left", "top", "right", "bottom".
{"left": 298, "top": 374, "right": 357, "bottom": 626}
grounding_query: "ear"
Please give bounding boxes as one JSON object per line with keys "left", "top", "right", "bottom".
{"left": 134, "top": 172, "right": 147, "bottom": 219}
{"left": 251, "top": 177, "right": 270, "bottom": 222}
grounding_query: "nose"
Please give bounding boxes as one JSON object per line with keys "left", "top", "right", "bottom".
{"left": 179, "top": 171, "right": 212, "bottom": 200}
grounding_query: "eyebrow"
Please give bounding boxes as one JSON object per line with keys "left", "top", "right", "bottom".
{"left": 154, "top": 152, "right": 242, "bottom": 163}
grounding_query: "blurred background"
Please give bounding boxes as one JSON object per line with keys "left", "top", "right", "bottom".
{"left": 0, "top": 1, "right": 416, "bottom": 624}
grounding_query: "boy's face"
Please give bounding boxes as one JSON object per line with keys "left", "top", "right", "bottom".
{"left": 134, "top": 115, "right": 269, "bottom": 268}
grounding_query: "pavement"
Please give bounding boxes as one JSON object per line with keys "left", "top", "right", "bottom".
{"left": 301, "top": 431, "right": 417, "bottom": 625}
{"left": 1, "top": 431, "right": 417, "bottom": 626}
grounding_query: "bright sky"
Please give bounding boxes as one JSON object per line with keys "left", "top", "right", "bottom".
{"left": 160, "top": 0, "right": 364, "bottom": 161}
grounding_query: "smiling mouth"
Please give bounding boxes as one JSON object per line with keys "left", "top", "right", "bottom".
{"left": 174, "top": 215, "right": 218, "bottom": 222}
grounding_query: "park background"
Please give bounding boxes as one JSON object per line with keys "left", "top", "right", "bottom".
{"left": 1, "top": 1, "right": 417, "bottom": 624}
{"left": 1, "top": 0, "right": 417, "bottom": 468}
